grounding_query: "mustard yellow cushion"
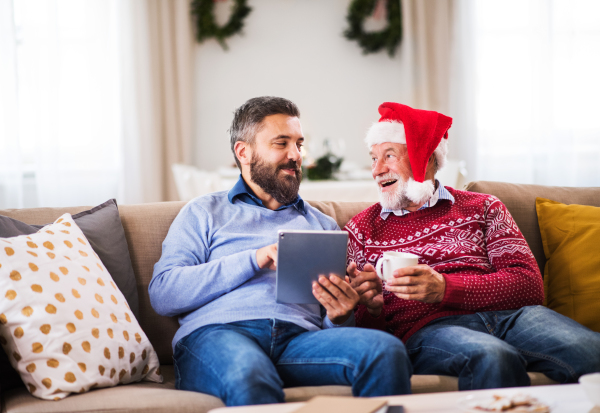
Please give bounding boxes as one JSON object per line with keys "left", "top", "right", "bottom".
{"left": 536, "top": 197, "right": 600, "bottom": 332}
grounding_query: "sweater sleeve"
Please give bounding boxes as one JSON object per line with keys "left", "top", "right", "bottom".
{"left": 440, "top": 197, "right": 544, "bottom": 311}
{"left": 148, "top": 203, "right": 260, "bottom": 317}
{"left": 345, "top": 220, "right": 387, "bottom": 331}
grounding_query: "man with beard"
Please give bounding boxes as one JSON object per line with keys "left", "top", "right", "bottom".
{"left": 345, "top": 102, "right": 600, "bottom": 390}
{"left": 149, "top": 97, "right": 411, "bottom": 407}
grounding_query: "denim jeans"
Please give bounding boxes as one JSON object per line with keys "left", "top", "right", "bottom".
{"left": 405, "top": 305, "right": 600, "bottom": 390}
{"left": 173, "top": 319, "right": 412, "bottom": 406}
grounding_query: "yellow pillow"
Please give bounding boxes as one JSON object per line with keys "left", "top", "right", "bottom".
{"left": 536, "top": 197, "right": 600, "bottom": 332}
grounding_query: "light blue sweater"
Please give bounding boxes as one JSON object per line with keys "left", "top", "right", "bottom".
{"left": 149, "top": 190, "right": 352, "bottom": 349}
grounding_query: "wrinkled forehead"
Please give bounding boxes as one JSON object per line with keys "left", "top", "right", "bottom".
{"left": 369, "top": 142, "right": 408, "bottom": 157}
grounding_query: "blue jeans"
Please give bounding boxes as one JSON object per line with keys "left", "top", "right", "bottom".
{"left": 173, "top": 319, "right": 412, "bottom": 406}
{"left": 405, "top": 305, "right": 600, "bottom": 390}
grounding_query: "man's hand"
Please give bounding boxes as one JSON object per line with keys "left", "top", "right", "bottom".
{"left": 312, "top": 274, "right": 360, "bottom": 325}
{"left": 256, "top": 244, "right": 278, "bottom": 270}
{"left": 347, "top": 262, "right": 383, "bottom": 317}
{"left": 385, "top": 264, "right": 446, "bottom": 304}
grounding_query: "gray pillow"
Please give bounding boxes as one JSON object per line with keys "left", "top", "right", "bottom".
{"left": 0, "top": 199, "right": 139, "bottom": 392}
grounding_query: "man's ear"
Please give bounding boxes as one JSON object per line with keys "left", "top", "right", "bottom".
{"left": 428, "top": 154, "right": 437, "bottom": 169}
{"left": 234, "top": 141, "right": 251, "bottom": 167}
{"left": 425, "top": 153, "right": 438, "bottom": 180}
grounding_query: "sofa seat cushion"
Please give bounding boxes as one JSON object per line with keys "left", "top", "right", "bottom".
{"left": 2, "top": 365, "right": 557, "bottom": 413}
{"left": 2, "top": 365, "right": 222, "bottom": 413}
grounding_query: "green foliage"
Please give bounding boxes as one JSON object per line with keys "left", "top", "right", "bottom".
{"left": 344, "top": 0, "right": 403, "bottom": 57}
{"left": 305, "top": 154, "right": 343, "bottom": 181}
{"left": 191, "top": 0, "right": 252, "bottom": 50}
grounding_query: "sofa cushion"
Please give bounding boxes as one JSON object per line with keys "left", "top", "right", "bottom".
{"left": 115, "top": 202, "right": 186, "bottom": 365}
{"left": 0, "top": 201, "right": 141, "bottom": 393}
{"left": 0, "top": 214, "right": 162, "bottom": 400}
{"left": 1, "top": 366, "right": 556, "bottom": 413}
{"left": 306, "top": 201, "right": 374, "bottom": 230}
{"left": 464, "top": 181, "right": 600, "bottom": 273}
{"left": 1, "top": 365, "right": 222, "bottom": 413}
{"left": 536, "top": 198, "right": 600, "bottom": 332}
{"left": 0, "top": 200, "right": 139, "bottom": 318}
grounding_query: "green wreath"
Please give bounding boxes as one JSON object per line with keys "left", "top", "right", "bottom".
{"left": 344, "top": 0, "right": 403, "bottom": 57}
{"left": 191, "top": 0, "right": 252, "bottom": 50}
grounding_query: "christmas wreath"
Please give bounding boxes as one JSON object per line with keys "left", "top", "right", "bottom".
{"left": 191, "top": 0, "right": 252, "bottom": 50}
{"left": 344, "top": 0, "right": 402, "bottom": 57}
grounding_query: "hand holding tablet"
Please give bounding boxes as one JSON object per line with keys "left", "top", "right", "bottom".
{"left": 260, "top": 230, "right": 380, "bottom": 324}
{"left": 275, "top": 230, "right": 348, "bottom": 305}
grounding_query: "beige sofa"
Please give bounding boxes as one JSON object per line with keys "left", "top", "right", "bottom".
{"left": 3, "top": 181, "right": 599, "bottom": 413}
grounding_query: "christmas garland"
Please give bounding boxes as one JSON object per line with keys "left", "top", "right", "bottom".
{"left": 191, "top": 0, "right": 252, "bottom": 50}
{"left": 344, "top": 0, "right": 403, "bottom": 57}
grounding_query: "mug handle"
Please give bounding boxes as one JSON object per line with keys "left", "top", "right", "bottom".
{"left": 376, "top": 257, "right": 390, "bottom": 280}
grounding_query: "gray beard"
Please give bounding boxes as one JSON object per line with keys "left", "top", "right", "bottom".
{"left": 379, "top": 178, "right": 411, "bottom": 210}
{"left": 378, "top": 176, "right": 436, "bottom": 210}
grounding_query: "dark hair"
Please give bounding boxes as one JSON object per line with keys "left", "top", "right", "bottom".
{"left": 229, "top": 96, "right": 300, "bottom": 169}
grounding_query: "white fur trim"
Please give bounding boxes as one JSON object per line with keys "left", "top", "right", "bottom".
{"left": 365, "top": 121, "right": 406, "bottom": 147}
{"left": 434, "top": 138, "right": 448, "bottom": 170}
{"left": 405, "top": 178, "right": 435, "bottom": 205}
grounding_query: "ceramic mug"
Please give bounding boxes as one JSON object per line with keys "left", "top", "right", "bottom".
{"left": 375, "top": 251, "right": 419, "bottom": 281}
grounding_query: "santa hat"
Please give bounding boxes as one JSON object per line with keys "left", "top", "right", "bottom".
{"left": 365, "top": 102, "right": 453, "bottom": 183}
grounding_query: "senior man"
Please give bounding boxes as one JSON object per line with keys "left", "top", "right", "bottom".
{"left": 345, "top": 102, "right": 600, "bottom": 390}
{"left": 149, "top": 97, "right": 411, "bottom": 407}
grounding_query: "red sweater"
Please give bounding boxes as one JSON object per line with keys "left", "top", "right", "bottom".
{"left": 344, "top": 187, "right": 544, "bottom": 342}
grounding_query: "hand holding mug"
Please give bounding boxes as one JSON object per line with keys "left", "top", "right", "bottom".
{"left": 375, "top": 252, "right": 419, "bottom": 281}
{"left": 384, "top": 263, "right": 446, "bottom": 304}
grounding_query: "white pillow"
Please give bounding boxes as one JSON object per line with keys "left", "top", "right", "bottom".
{"left": 0, "top": 213, "right": 162, "bottom": 400}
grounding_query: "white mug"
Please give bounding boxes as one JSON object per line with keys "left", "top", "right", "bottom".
{"left": 375, "top": 252, "right": 419, "bottom": 281}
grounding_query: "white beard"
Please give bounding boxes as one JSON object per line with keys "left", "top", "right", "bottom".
{"left": 377, "top": 174, "right": 435, "bottom": 210}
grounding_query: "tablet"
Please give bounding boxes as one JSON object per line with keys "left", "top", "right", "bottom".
{"left": 276, "top": 230, "right": 348, "bottom": 304}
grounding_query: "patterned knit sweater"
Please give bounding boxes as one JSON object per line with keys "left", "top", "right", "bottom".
{"left": 344, "top": 187, "right": 544, "bottom": 342}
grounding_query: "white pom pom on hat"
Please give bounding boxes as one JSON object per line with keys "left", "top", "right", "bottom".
{"left": 365, "top": 102, "right": 453, "bottom": 183}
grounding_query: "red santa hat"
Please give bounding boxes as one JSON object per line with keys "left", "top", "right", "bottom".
{"left": 365, "top": 102, "right": 453, "bottom": 183}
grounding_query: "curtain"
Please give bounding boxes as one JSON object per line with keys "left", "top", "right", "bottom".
{"left": 119, "top": 0, "right": 194, "bottom": 204}
{"left": 402, "top": 0, "right": 478, "bottom": 181}
{"left": 403, "top": 0, "right": 454, "bottom": 114}
{"left": 0, "top": 0, "right": 23, "bottom": 209}
{"left": 473, "top": 0, "right": 600, "bottom": 186}
{"left": 0, "top": 0, "right": 194, "bottom": 208}
{"left": 3, "top": 0, "right": 121, "bottom": 208}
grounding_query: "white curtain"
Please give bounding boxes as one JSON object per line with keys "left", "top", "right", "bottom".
{"left": 5, "top": 0, "right": 121, "bottom": 208}
{"left": 0, "top": 0, "right": 194, "bottom": 209}
{"left": 0, "top": 0, "right": 23, "bottom": 209}
{"left": 473, "top": 0, "right": 600, "bottom": 186}
{"left": 402, "top": 0, "right": 478, "bottom": 182}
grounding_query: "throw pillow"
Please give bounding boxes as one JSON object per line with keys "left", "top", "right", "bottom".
{"left": 0, "top": 199, "right": 139, "bottom": 317}
{"left": 0, "top": 214, "right": 162, "bottom": 400}
{"left": 536, "top": 197, "right": 600, "bottom": 332}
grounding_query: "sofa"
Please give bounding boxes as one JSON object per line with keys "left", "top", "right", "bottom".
{"left": 2, "top": 180, "right": 598, "bottom": 413}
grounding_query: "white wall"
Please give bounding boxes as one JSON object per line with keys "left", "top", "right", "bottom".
{"left": 194, "top": 0, "right": 415, "bottom": 171}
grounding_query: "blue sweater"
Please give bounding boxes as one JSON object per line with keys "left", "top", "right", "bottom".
{"left": 149, "top": 189, "right": 351, "bottom": 348}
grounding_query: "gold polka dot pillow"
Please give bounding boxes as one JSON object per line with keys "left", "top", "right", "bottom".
{"left": 0, "top": 213, "right": 162, "bottom": 400}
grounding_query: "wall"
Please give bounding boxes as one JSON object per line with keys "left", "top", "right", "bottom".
{"left": 194, "top": 0, "right": 415, "bottom": 171}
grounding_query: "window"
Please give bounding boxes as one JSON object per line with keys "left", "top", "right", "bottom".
{"left": 474, "top": 0, "right": 600, "bottom": 186}
{"left": 3, "top": 0, "right": 121, "bottom": 208}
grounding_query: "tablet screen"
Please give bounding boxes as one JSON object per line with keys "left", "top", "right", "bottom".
{"left": 276, "top": 230, "right": 348, "bottom": 304}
